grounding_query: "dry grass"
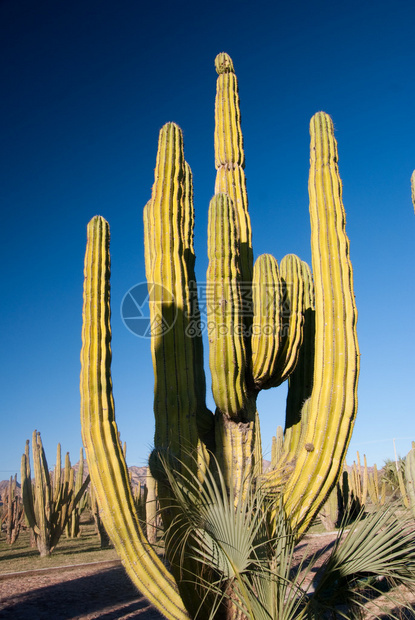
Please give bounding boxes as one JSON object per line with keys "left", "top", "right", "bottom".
{"left": 0, "top": 514, "right": 118, "bottom": 575}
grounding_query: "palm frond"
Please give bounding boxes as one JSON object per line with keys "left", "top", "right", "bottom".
{"left": 158, "top": 451, "right": 415, "bottom": 620}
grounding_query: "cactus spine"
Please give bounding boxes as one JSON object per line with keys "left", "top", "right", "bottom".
{"left": 411, "top": 170, "right": 415, "bottom": 213}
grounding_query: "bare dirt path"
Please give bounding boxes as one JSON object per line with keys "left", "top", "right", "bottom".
{"left": 0, "top": 561, "right": 164, "bottom": 619}
{"left": 1, "top": 532, "right": 414, "bottom": 619}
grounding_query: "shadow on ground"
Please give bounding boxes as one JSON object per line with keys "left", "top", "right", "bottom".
{"left": 0, "top": 565, "right": 164, "bottom": 619}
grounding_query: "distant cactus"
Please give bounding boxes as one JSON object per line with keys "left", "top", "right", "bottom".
{"left": 66, "top": 448, "right": 90, "bottom": 538}
{"left": 1, "top": 474, "right": 24, "bottom": 544}
{"left": 348, "top": 451, "right": 368, "bottom": 507}
{"left": 21, "top": 431, "right": 90, "bottom": 556}
{"left": 367, "top": 463, "right": 386, "bottom": 507}
{"left": 405, "top": 442, "right": 415, "bottom": 517}
{"left": 89, "top": 482, "right": 112, "bottom": 549}
{"left": 146, "top": 467, "right": 159, "bottom": 545}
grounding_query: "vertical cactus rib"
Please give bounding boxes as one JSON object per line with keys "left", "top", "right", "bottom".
{"left": 251, "top": 254, "right": 282, "bottom": 389}
{"left": 406, "top": 442, "right": 415, "bottom": 517}
{"left": 214, "top": 52, "right": 243, "bottom": 168}
{"left": 268, "top": 254, "right": 305, "bottom": 388}
{"left": 80, "top": 215, "right": 189, "bottom": 620}
{"left": 214, "top": 53, "right": 253, "bottom": 286}
{"left": 411, "top": 170, "right": 415, "bottom": 214}
{"left": 207, "top": 193, "right": 256, "bottom": 494}
{"left": 251, "top": 254, "right": 306, "bottom": 392}
{"left": 20, "top": 440, "right": 37, "bottom": 534}
{"left": 32, "top": 431, "right": 50, "bottom": 555}
{"left": 145, "top": 123, "right": 212, "bottom": 472}
{"left": 283, "top": 112, "right": 359, "bottom": 532}
{"left": 207, "top": 193, "right": 248, "bottom": 417}
{"left": 284, "top": 260, "right": 315, "bottom": 458}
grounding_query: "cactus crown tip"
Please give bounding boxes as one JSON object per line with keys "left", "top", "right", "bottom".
{"left": 310, "top": 112, "right": 335, "bottom": 137}
{"left": 215, "top": 52, "right": 234, "bottom": 74}
{"left": 89, "top": 215, "right": 107, "bottom": 225}
{"left": 161, "top": 121, "right": 181, "bottom": 131}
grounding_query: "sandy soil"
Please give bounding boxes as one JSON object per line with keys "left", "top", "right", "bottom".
{"left": 0, "top": 561, "right": 164, "bottom": 619}
{"left": 1, "top": 532, "right": 414, "bottom": 619}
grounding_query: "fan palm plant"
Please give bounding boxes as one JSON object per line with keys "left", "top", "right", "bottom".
{"left": 159, "top": 453, "right": 415, "bottom": 620}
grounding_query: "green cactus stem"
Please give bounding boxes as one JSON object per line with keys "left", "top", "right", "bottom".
{"left": 66, "top": 448, "right": 89, "bottom": 538}
{"left": 206, "top": 193, "right": 257, "bottom": 495}
{"left": 207, "top": 193, "right": 249, "bottom": 418}
{"left": 282, "top": 112, "right": 360, "bottom": 532}
{"left": 251, "top": 254, "right": 282, "bottom": 389}
{"left": 144, "top": 123, "right": 213, "bottom": 473}
{"left": 269, "top": 254, "right": 305, "bottom": 388}
{"left": 405, "top": 442, "right": 415, "bottom": 517}
{"left": 271, "top": 426, "right": 284, "bottom": 470}
{"left": 214, "top": 52, "right": 252, "bottom": 288}
{"left": 146, "top": 467, "right": 158, "bottom": 545}
{"left": 80, "top": 215, "right": 189, "bottom": 619}
{"left": 283, "top": 261, "right": 314, "bottom": 455}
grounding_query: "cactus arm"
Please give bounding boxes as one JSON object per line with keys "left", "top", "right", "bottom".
{"left": 271, "top": 426, "right": 284, "bottom": 469}
{"left": 274, "top": 254, "right": 304, "bottom": 385}
{"left": 283, "top": 112, "right": 360, "bottom": 532}
{"left": 264, "top": 254, "right": 304, "bottom": 389}
{"left": 145, "top": 123, "right": 212, "bottom": 472}
{"left": 251, "top": 254, "right": 282, "bottom": 389}
{"left": 20, "top": 441, "right": 37, "bottom": 532}
{"left": 207, "top": 193, "right": 248, "bottom": 417}
{"left": 251, "top": 253, "right": 307, "bottom": 392}
{"left": 146, "top": 467, "right": 158, "bottom": 545}
{"left": 405, "top": 443, "right": 415, "bottom": 517}
{"left": 207, "top": 193, "right": 256, "bottom": 494}
{"left": 214, "top": 52, "right": 253, "bottom": 289}
{"left": 53, "top": 443, "right": 62, "bottom": 504}
{"left": 182, "top": 161, "right": 214, "bottom": 445}
{"left": 362, "top": 454, "right": 368, "bottom": 506}
{"left": 32, "top": 431, "right": 51, "bottom": 555}
{"left": 283, "top": 261, "right": 315, "bottom": 459}
{"left": 80, "top": 215, "right": 189, "bottom": 620}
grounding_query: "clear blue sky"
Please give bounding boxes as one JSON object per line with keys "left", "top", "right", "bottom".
{"left": 1, "top": 0, "right": 414, "bottom": 480}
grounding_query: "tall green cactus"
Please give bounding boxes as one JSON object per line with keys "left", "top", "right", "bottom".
{"left": 80, "top": 216, "right": 189, "bottom": 619}
{"left": 405, "top": 442, "right": 415, "bottom": 517}
{"left": 411, "top": 170, "right": 415, "bottom": 213}
{"left": 80, "top": 53, "right": 359, "bottom": 618}
{"left": 21, "top": 431, "right": 90, "bottom": 556}
{"left": 281, "top": 112, "right": 359, "bottom": 531}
